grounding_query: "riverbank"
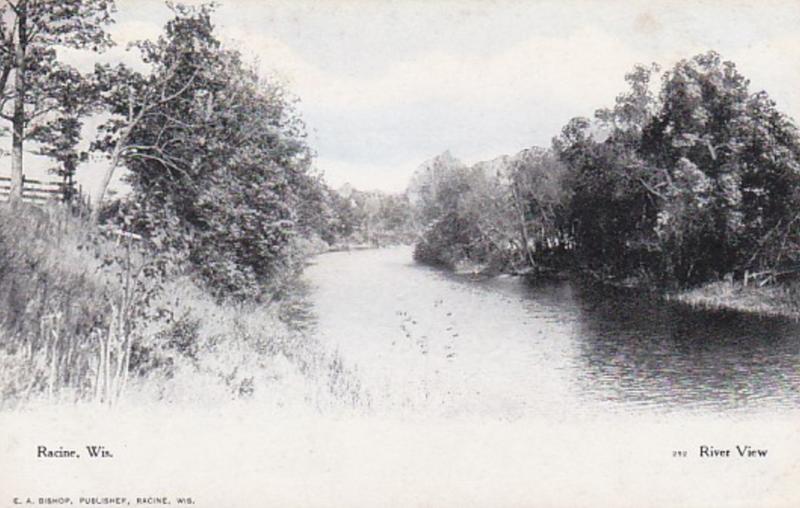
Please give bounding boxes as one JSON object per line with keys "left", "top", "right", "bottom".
{"left": 0, "top": 205, "right": 362, "bottom": 410}
{"left": 564, "top": 269, "right": 800, "bottom": 320}
{"left": 431, "top": 254, "right": 800, "bottom": 320}
{"left": 669, "top": 280, "right": 800, "bottom": 320}
{"left": 124, "top": 276, "right": 365, "bottom": 411}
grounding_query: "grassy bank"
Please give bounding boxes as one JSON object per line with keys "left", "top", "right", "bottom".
{"left": 127, "top": 276, "right": 366, "bottom": 410}
{"left": 0, "top": 203, "right": 111, "bottom": 406}
{"left": 0, "top": 203, "right": 364, "bottom": 410}
{"left": 669, "top": 279, "right": 800, "bottom": 319}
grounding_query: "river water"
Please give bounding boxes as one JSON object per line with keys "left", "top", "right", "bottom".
{"left": 307, "top": 246, "right": 800, "bottom": 419}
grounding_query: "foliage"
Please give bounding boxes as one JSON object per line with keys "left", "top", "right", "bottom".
{"left": 34, "top": 67, "right": 99, "bottom": 199}
{"left": 556, "top": 51, "right": 800, "bottom": 286}
{"left": 0, "top": 203, "right": 363, "bottom": 408}
{"left": 507, "top": 147, "right": 572, "bottom": 269}
{"left": 94, "top": 4, "right": 318, "bottom": 300}
{"left": 0, "top": 203, "right": 168, "bottom": 406}
{"left": 126, "top": 275, "right": 366, "bottom": 409}
{"left": 344, "top": 187, "right": 416, "bottom": 246}
{"left": 0, "top": 0, "right": 114, "bottom": 200}
{"left": 410, "top": 149, "right": 571, "bottom": 272}
{"left": 410, "top": 152, "right": 489, "bottom": 268}
{"left": 0, "top": 3, "right": 371, "bottom": 409}
{"left": 412, "top": 51, "right": 800, "bottom": 289}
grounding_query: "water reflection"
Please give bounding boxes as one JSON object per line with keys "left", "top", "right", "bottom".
{"left": 487, "top": 277, "right": 800, "bottom": 414}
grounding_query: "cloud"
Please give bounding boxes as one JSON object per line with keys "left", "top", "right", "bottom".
{"left": 729, "top": 33, "right": 800, "bottom": 118}
{"left": 246, "top": 26, "right": 640, "bottom": 114}
{"left": 238, "top": 25, "right": 648, "bottom": 177}
{"left": 315, "top": 157, "right": 423, "bottom": 193}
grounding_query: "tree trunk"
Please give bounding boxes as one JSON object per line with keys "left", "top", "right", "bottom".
{"left": 90, "top": 144, "right": 123, "bottom": 223}
{"left": 9, "top": 8, "right": 27, "bottom": 205}
{"left": 511, "top": 183, "right": 536, "bottom": 268}
{"left": 90, "top": 119, "right": 135, "bottom": 223}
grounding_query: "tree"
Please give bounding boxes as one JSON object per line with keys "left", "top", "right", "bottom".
{"left": 35, "top": 65, "right": 99, "bottom": 202}
{"left": 734, "top": 92, "right": 800, "bottom": 272}
{"left": 373, "top": 193, "right": 414, "bottom": 242}
{"left": 410, "top": 152, "right": 522, "bottom": 270}
{"left": 91, "top": 3, "right": 214, "bottom": 221}
{"left": 507, "top": 147, "right": 570, "bottom": 269}
{"left": 561, "top": 64, "right": 665, "bottom": 277}
{"left": 643, "top": 51, "right": 774, "bottom": 281}
{"left": 556, "top": 51, "right": 800, "bottom": 285}
{"left": 327, "top": 189, "right": 363, "bottom": 240}
{"left": 595, "top": 63, "right": 661, "bottom": 136}
{"left": 407, "top": 150, "right": 468, "bottom": 227}
{"left": 0, "top": 0, "right": 114, "bottom": 203}
{"left": 98, "top": 4, "right": 315, "bottom": 299}
{"left": 410, "top": 154, "right": 483, "bottom": 268}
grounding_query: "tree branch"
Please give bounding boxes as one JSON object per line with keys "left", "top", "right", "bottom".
{"left": 155, "top": 67, "right": 199, "bottom": 107}
{"left": 638, "top": 177, "right": 668, "bottom": 201}
{"left": 6, "top": 1, "right": 20, "bottom": 16}
{"left": 125, "top": 151, "right": 192, "bottom": 182}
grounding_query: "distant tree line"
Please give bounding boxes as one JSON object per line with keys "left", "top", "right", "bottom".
{"left": 323, "top": 184, "right": 416, "bottom": 248}
{"left": 412, "top": 51, "right": 800, "bottom": 287}
{"left": 409, "top": 149, "right": 570, "bottom": 274}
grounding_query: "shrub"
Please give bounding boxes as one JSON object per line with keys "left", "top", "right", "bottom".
{"left": 0, "top": 203, "right": 170, "bottom": 406}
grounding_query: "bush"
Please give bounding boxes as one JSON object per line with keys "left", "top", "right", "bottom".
{"left": 0, "top": 204, "right": 364, "bottom": 410}
{"left": 413, "top": 214, "right": 481, "bottom": 269}
{"left": 0, "top": 204, "right": 116, "bottom": 405}
{"left": 126, "top": 276, "right": 367, "bottom": 409}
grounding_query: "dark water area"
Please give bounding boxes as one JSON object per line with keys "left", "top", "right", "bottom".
{"left": 308, "top": 247, "right": 800, "bottom": 418}
{"left": 476, "top": 275, "right": 800, "bottom": 414}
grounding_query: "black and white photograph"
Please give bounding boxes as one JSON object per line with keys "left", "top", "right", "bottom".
{"left": 0, "top": 0, "right": 799, "bottom": 506}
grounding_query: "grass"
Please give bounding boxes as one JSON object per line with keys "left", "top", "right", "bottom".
{"left": 0, "top": 202, "right": 114, "bottom": 407}
{"left": 669, "top": 279, "right": 800, "bottom": 319}
{"left": 0, "top": 202, "right": 366, "bottom": 411}
{"left": 127, "top": 276, "right": 368, "bottom": 411}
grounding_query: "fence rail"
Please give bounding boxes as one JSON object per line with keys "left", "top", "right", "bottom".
{"left": 0, "top": 175, "right": 87, "bottom": 206}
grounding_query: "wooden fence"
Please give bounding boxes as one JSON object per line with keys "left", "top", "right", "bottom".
{"left": 0, "top": 175, "right": 88, "bottom": 207}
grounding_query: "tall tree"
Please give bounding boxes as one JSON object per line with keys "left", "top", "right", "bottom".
{"left": 0, "top": 0, "right": 114, "bottom": 204}
{"left": 91, "top": 3, "right": 221, "bottom": 220}
{"left": 644, "top": 51, "right": 757, "bottom": 281}
{"left": 35, "top": 65, "right": 99, "bottom": 202}
{"left": 97, "top": 4, "right": 315, "bottom": 299}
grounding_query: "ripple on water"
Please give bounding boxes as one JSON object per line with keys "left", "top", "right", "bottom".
{"left": 307, "top": 246, "right": 800, "bottom": 418}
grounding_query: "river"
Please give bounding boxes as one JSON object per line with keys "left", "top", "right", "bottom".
{"left": 307, "top": 245, "right": 800, "bottom": 419}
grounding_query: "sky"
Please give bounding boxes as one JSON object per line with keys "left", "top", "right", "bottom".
{"left": 16, "top": 0, "right": 800, "bottom": 195}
